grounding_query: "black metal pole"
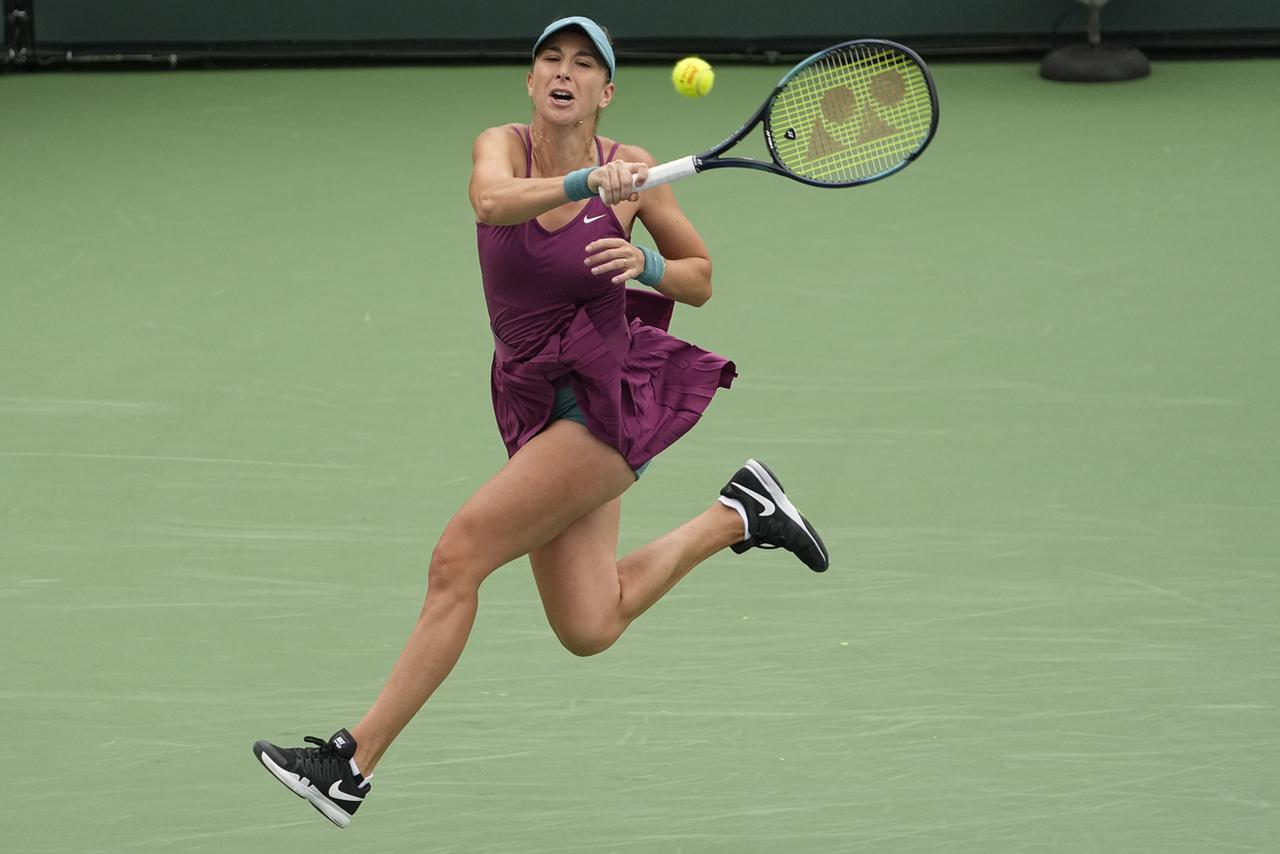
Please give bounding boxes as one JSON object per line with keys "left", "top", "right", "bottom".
{"left": 1041, "top": 0, "right": 1150, "bottom": 82}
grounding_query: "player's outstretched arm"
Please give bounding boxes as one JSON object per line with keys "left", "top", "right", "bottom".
{"left": 470, "top": 127, "right": 649, "bottom": 225}
{"left": 470, "top": 126, "right": 568, "bottom": 225}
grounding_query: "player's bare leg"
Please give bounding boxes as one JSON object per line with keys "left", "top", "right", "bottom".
{"left": 252, "top": 420, "right": 637, "bottom": 824}
{"left": 347, "top": 420, "right": 638, "bottom": 774}
{"left": 529, "top": 486, "right": 744, "bottom": 657}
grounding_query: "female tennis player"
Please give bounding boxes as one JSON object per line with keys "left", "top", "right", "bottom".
{"left": 252, "top": 16, "right": 828, "bottom": 828}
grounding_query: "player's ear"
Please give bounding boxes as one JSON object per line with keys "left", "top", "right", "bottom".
{"left": 598, "top": 81, "right": 615, "bottom": 109}
{"left": 527, "top": 70, "right": 535, "bottom": 98}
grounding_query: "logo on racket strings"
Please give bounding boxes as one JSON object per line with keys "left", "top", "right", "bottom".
{"left": 800, "top": 69, "right": 907, "bottom": 162}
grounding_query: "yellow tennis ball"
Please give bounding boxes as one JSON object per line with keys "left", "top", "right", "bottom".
{"left": 672, "top": 57, "right": 714, "bottom": 98}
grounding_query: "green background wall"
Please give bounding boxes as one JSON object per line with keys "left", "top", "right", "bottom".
{"left": 31, "top": 0, "right": 1280, "bottom": 46}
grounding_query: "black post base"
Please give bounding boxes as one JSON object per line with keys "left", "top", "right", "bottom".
{"left": 1040, "top": 43, "right": 1151, "bottom": 83}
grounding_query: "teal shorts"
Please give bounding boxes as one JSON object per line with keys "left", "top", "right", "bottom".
{"left": 552, "top": 383, "right": 650, "bottom": 478}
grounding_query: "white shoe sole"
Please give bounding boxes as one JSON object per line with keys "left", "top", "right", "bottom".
{"left": 257, "top": 750, "right": 352, "bottom": 828}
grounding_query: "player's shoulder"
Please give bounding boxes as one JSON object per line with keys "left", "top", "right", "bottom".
{"left": 474, "top": 123, "right": 526, "bottom": 149}
{"left": 608, "top": 140, "right": 658, "bottom": 166}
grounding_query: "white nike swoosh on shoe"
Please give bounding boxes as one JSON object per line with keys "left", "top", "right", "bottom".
{"left": 583, "top": 214, "right": 606, "bottom": 224}
{"left": 328, "top": 780, "right": 364, "bottom": 803}
{"left": 744, "top": 459, "right": 826, "bottom": 560}
{"left": 731, "top": 482, "right": 776, "bottom": 517}
{"left": 257, "top": 751, "right": 353, "bottom": 827}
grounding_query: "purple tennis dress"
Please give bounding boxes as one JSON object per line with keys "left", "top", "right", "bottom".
{"left": 476, "top": 125, "right": 736, "bottom": 471}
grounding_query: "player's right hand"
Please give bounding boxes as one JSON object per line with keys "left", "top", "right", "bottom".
{"left": 590, "top": 160, "right": 649, "bottom": 206}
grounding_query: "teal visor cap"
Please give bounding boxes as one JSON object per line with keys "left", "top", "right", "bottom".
{"left": 533, "top": 16, "right": 616, "bottom": 80}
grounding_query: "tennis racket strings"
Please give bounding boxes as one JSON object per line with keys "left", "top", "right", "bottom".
{"left": 767, "top": 43, "right": 935, "bottom": 185}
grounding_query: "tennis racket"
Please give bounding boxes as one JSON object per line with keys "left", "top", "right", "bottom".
{"left": 603, "top": 39, "right": 938, "bottom": 199}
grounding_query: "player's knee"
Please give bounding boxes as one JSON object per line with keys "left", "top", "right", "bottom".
{"left": 426, "top": 526, "right": 485, "bottom": 597}
{"left": 554, "top": 618, "right": 619, "bottom": 658}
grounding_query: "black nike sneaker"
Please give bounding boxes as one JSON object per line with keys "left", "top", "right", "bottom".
{"left": 252, "top": 728, "right": 370, "bottom": 828}
{"left": 719, "top": 458, "right": 830, "bottom": 572}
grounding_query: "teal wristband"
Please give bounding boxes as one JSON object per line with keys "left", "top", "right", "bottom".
{"left": 563, "top": 167, "right": 594, "bottom": 202}
{"left": 636, "top": 245, "right": 666, "bottom": 287}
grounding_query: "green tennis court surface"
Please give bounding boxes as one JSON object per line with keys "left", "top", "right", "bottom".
{"left": 3, "top": 59, "right": 1277, "bottom": 852}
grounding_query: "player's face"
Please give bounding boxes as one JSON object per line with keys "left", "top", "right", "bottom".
{"left": 528, "top": 31, "right": 614, "bottom": 125}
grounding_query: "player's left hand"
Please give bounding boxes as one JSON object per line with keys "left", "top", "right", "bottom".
{"left": 585, "top": 238, "right": 645, "bottom": 285}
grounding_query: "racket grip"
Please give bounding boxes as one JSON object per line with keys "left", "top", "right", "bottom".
{"left": 640, "top": 156, "right": 699, "bottom": 191}
{"left": 597, "top": 155, "right": 699, "bottom": 202}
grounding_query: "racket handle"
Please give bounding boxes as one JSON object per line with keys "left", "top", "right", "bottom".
{"left": 640, "top": 156, "right": 700, "bottom": 191}
{"left": 597, "top": 155, "right": 699, "bottom": 202}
